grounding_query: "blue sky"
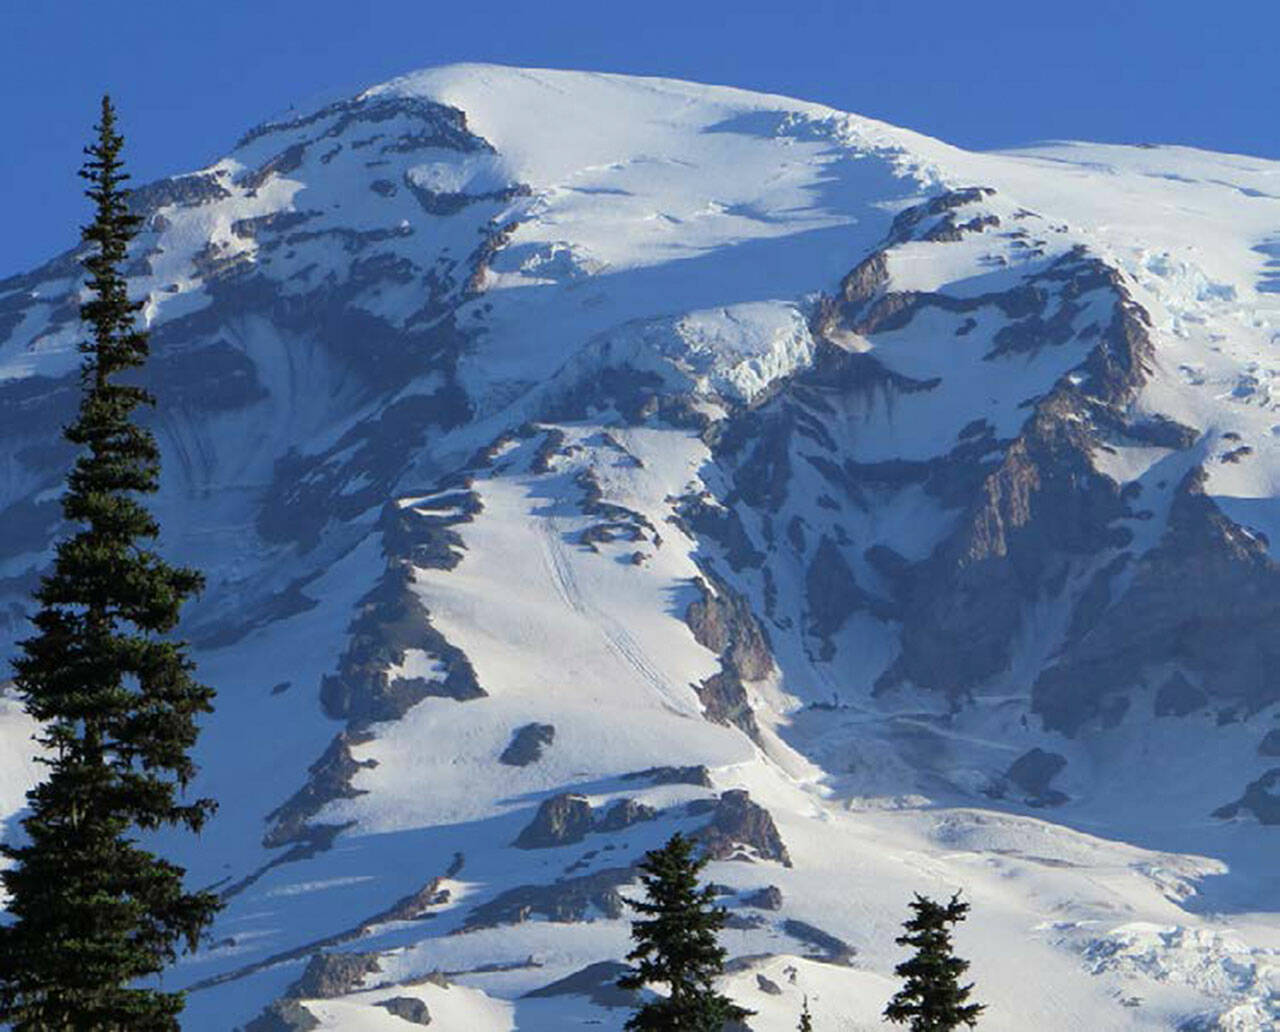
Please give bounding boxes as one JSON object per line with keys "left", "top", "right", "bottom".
{"left": 2, "top": 0, "right": 1276, "bottom": 277}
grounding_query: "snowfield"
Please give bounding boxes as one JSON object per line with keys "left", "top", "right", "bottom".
{"left": 2, "top": 64, "right": 1280, "bottom": 1030}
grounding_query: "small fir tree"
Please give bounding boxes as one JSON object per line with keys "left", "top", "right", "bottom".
{"left": 883, "top": 892, "right": 985, "bottom": 1032}
{"left": 797, "top": 994, "right": 814, "bottom": 1031}
{"left": 0, "top": 96, "right": 221, "bottom": 1031}
{"left": 618, "top": 831, "right": 753, "bottom": 1032}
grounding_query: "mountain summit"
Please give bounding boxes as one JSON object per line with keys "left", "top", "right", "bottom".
{"left": 2, "top": 64, "right": 1279, "bottom": 1030}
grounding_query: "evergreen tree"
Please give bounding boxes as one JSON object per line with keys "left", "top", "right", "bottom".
{"left": 797, "top": 994, "right": 813, "bottom": 1031}
{"left": 883, "top": 892, "right": 985, "bottom": 1032}
{"left": 618, "top": 832, "right": 752, "bottom": 1032}
{"left": 0, "top": 96, "right": 221, "bottom": 1032}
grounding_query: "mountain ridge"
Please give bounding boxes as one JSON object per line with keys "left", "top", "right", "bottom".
{"left": 2, "top": 64, "right": 1280, "bottom": 1031}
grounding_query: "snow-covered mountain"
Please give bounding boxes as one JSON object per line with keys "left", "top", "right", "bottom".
{"left": 3, "top": 64, "right": 1280, "bottom": 1030}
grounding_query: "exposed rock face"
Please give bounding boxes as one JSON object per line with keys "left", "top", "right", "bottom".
{"left": 742, "top": 885, "right": 784, "bottom": 910}
{"left": 513, "top": 794, "right": 595, "bottom": 849}
{"left": 698, "top": 790, "right": 791, "bottom": 867}
{"left": 499, "top": 722, "right": 556, "bottom": 766}
{"left": 805, "top": 536, "right": 867, "bottom": 657}
{"left": 685, "top": 570, "right": 772, "bottom": 739}
{"left": 782, "top": 918, "right": 857, "bottom": 965}
{"left": 243, "top": 999, "right": 320, "bottom": 1032}
{"left": 685, "top": 575, "right": 773, "bottom": 681}
{"left": 286, "top": 951, "right": 382, "bottom": 999}
{"left": 1035, "top": 467, "right": 1280, "bottom": 733}
{"left": 1214, "top": 768, "right": 1280, "bottom": 825}
{"left": 320, "top": 566, "right": 484, "bottom": 724}
{"left": 263, "top": 730, "right": 374, "bottom": 849}
{"left": 694, "top": 670, "right": 759, "bottom": 740}
{"left": 595, "top": 798, "right": 657, "bottom": 832}
{"left": 1155, "top": 673, "right": 1208, "bottom": 718}
{"left": 523, "top": 961, "right": 637, "bottom": 1009}
{"left": 819, "top": 239, "right": 1164, "bottom": 701}
{"left": 756, "top": 974, "right": 783, "bottom": 995}
{"left": 375, "top": 997, "right": 432, "bottom": 1025}
{"left": 1259, "top": 729, "right": 1280, "bottom": 757}
{"left": 462, "top": 866, "right": 635, "bottom": 930}
{"left": 1005, "top": 748, "right": 1069, "bottom": 806}
{"left": 625, "top": 765, "right": 713, "bottom": 788}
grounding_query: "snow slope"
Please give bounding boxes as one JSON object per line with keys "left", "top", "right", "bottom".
{"left": 2, "top": 64, "right": 1280, "bottom": 1031}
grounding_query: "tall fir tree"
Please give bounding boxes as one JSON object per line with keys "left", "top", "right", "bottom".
{"left": 883, "top": 892, "right": 985, "bottom": 1032}
{"left": 797, "top": 994, "right": 814, "bottom": 1032}
{"left": 0, "top": 96, "right": 221, "bottom": 1031}
{"left": 617, "top": 832, "right": 752, "bottom": 1032}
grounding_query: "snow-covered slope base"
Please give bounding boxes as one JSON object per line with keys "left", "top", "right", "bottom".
{"left": 3, "top": 65, "right": 1280, "bottom": 1031}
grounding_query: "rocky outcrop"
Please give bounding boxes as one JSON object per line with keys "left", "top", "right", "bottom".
{"left": 782, "top": 918, "right": 857, "bottom": 965}
{"left": 756, "top": 974, "right": 783, "bottom": 995}
{"left": 320, "top": 556, "right": 484, "bottom": 726}
{"left": 263, "top": 731, "right": 374, "bottom": 849}
{"left": 1004, "top": 748, "right": 1068, "bottom": 806}
{"left": 286, "top": 951, "right": 383, "bottom": 999}
{"left": 685, "top": 575, "right": 773, "bottom": 681}
{"left": 513, "top": 794, "right": 594, "bottom": 849}
{"left": 742, "top": 885, "right": 784, "bottom": 910}
{"left": 595, "top": 798, "right": 657, "bottom": 832}
{"left": 375, "top": 997, "right": 432, "bottom": 1025}
{"left": 1155, "top": 673, "right": 1207, "bottom": 717}
{"left": 1213, "top": 768, "right": 1280, "bottom": 825}
{"left": 805, "top": 537, "right": 867, "bottom": 656}
{"left": 244, "top": 1000, "right": 320, "bottom": 1032}
{"left": 523, "top": 961, "right": 637, "bottom": 1009}
{"left": 697, "top": 790, "right": 791, "bottom": 866}
{"left": 462, "top": 866, "right": 636, "bottom": 930}
{"left": 1034, "top": 467, "right": 1280, "bottom": 733}
{"left": 624, "top": 765, "right": 713, "bottom": 787}
{"left": 499, "top": 723, "right": 556, "bottom": 766}
{"left": 694, "top": 670, "right": 759, "bottom": 740}
{"left": 685, "top": 570, "right": 772, "bottom": 739}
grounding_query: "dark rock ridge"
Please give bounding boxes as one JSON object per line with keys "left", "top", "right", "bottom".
{"left": 264, "top": 730, "right": 374, "bottom": 849}
{"left": 243, "top": 999, "right": 320, "bottom": 1032}
{"left": 1034, "top": 467, "right": 1280, "bottom": 733}
{"left": 320, "top": 495, "right": 486, "bottom": 726}
{"left": 499, "top": 722, "right": 556, "bottom": 766}
{"left": 462, "top": 865, "right": 636, "bottom": 930}
{"left": 286, "top": 951, "right": 383, "bottom": 999}
{"left": 685, "top": 573, "right": 773, "bottom": 680}
{"left": 685, "top": 569, "right": 773, "bottom": 740}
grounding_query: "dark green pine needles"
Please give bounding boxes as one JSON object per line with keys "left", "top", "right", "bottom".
{"left": 618, "top": 832, "right": 752, "bottom": 1032}
{"left": 0, "top": 96, "right": 221, "bottom": 1031}
{"left": 884, "top": 892, "right": 985, "bottom": 1032}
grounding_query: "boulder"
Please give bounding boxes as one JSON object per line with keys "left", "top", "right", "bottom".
{"left": 513, "top": 794, "right": 594, "bottom": 849}
{"left": 499, "top": 723, "right": 555, "bottom": 766}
